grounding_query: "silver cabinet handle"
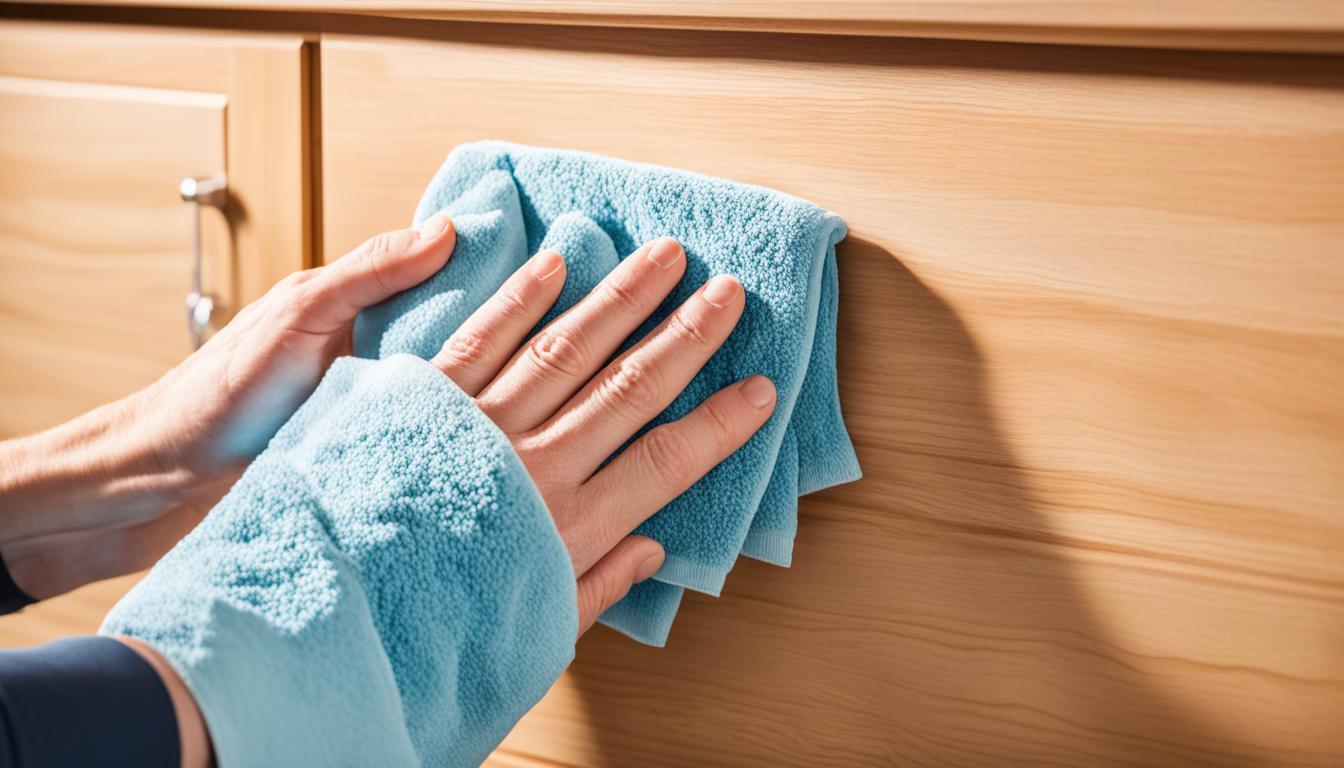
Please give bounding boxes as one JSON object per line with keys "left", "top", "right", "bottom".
{"left": 179, "top": 175, "right": 227, "bottom": 349}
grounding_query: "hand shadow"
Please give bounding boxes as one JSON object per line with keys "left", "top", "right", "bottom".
{"left": 529, "top": 237, "right": 1245, "bottom": 767}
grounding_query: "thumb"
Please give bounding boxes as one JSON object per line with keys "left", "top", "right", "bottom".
{"left": 576, "top": 536, "right": 665, "bottom": 636}
{"left": 302, "top": 213, "right": 456, "bottom": 331}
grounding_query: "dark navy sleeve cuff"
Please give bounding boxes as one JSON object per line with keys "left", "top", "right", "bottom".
{"left": 0, "top": 636, "right": 180, "bottom": 768}
{"left": 0, "top": 556, "right": 34, "bottom": 616}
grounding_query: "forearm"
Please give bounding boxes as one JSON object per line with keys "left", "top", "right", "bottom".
{"left": 0, "top": 381, "right": 223, "bottom": 598}
{"left": 1, "top": 386, "right": 174, "bottom": 529}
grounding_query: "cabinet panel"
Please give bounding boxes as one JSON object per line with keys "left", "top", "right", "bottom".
{"left": 321, "top": 30, "right": 1344, "bottom": 767}
{"left": 0, "top": 76, "right": 225, "bottom": 436}
{"left": 0, "top": 21, "right": 315, "bottom": 307}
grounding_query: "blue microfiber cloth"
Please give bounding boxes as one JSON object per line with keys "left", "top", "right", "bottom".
{"left": 102, "top": 355, "right": 577, "bottom": 766}
{"left": 359, "top": 142, "right": 861, "bottom": 645}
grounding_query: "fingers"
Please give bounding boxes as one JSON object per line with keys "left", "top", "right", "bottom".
{"left": 536, "top": 274, "right": 746, "bottom": 482}
{"left": 476, "top": 237, "right": 686, "bottom": 433}
{"left": 290, "top": 214, "right": 457, "bottom": 333}
{"left": 431, "top": 250, "right": 567, "bottom": 396}
{"left": 575, "top": 535, "right": 665, "bottom": 635}
{"left": 568, "top": 376, "right": 776, "bottom": 574}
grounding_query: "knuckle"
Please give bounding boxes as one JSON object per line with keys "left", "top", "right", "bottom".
{"left": 592, "top": 564, "right": 630, "bottom": 608}
{"left": 641, "top": 426, "right": 699, "bottom": 491}
{"left": 701, "top": 399, "right": 739, "bottom": 454}
{"left": 526, "top": 330, "right": 587, "bottom": 379}
{"left": 276, "top": 270, "right": 311, "bottom": 291}
{"left": 599, "top": 358, "right": 660, "bottom": 417}
{"left": 438, "top": 330, "right": 493, "bottom": 370}
{"left": 280, "top": 282, "right": 323, "bottom": 322}
{"left": 359, "top": 231, "right": 396, "bottom": 263}
{"left": 667, "top": 309, "right": 714, "bottom": 348}
{"left": 261, "top": 270, "right": 309, "bottom": 308}
{"left": 576, "top": 574, "right": 603, "bottom": 620}
{"left": 601, "top": 278, "right": 644, "bottom": 316}
{"left": 355, "top": 232, "right": 398, "bottom": 292}
{"left": 578, "top": 566, "right": 628, "bottom": 618}
{"left": 495, "top": 286, "right": 534, "bottom": 324}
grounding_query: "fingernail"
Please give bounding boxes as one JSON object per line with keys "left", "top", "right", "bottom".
{"left": 701, "top": 275, "right": 740, "bottom": 308}
{"left": 646, "top": 237, "right": 683, "bottom": 269}
{"left": 635, "top": 553, "right": 664, "bottom": 582}
{"left": 418, "top": 213, "right": 449, "bottom": 240}
{"left": 530, "top": 249, "right": 565, "bottom": 281}
{"left": 740, "top": 375, "right": 776, "bottom": 408}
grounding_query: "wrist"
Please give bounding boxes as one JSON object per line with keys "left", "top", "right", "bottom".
{"left": 0, "top": 383, "right": 206, "bottom": 597}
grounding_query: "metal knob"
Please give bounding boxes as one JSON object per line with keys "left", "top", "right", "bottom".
{"left": 180, "top": 175, "right": 227, "bottom": 348}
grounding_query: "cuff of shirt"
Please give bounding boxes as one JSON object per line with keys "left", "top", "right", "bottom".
{"left": 0, "top": 636, "right": 179, "bottom": 768}
{"left": 0, "top": 555, "right": 34, "bottom": 616}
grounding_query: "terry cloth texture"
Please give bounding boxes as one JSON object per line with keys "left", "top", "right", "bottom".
{"left": 102, "top": 355, "right": 577, "bottom": 767}
{"left": 358, "top": 141, "right": 861, "bottom": 646}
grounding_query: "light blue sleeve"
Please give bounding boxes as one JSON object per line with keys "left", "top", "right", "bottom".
{"left": 101, "top": 354, "right": 577, "bottom": 767}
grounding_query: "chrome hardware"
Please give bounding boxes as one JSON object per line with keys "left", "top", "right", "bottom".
{"left": 179, "top": 175, "right": 227, "bottom": 348}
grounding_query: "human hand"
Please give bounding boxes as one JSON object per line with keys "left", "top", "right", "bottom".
{"left": 99, "top": 237, "right": 770, "bottom": 768}
{"left": 0, "top": 223, "right": 771, "bottom": 768}
{"left": 429, "top": 236, "right": 776, "bottom": 632}
{"left": 0, "top": 216, "right": 458, "bottom": 598}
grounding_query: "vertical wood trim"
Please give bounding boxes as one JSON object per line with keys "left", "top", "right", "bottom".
{"left": 305, "top": 39, "right": 322, "bottom": 268}
{"left": 227, "top": 39, "right": 309, "bottom": 305}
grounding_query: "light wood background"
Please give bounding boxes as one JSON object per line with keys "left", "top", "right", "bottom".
{"left": 0, "top": 22, "right": 313, "bottom": 434}
{"left": 0, "top": 10, "right": 1340, "bottom": 768}
{"left": 318, "top": 28, "right": 1344, "bottom": 767}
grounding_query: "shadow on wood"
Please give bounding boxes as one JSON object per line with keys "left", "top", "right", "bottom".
{"left": 554, "top": 238, "right": 1242, "bottom": 767}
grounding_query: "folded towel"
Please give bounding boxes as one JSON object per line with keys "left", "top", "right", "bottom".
{"left": 102, "top": 355, "right": 577, "bottom": 766}
{"left": 359, "top": 141, "right": 861, "bottom": 645}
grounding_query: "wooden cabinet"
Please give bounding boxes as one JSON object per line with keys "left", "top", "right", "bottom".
{"left": 319, "top": 29, "right": 1344, "bottom": 768}
{"left": 0, "top": 5, "right": 1341, "bottom": 767}
{"left": 0, "top": 22, "right": 312, "bottom": 438}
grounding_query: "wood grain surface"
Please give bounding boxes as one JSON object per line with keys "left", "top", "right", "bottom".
{"left": 0, "top": 21, "right": 314, "bottom": 328}
{"left": 0, "top": 75, "right": 225, "bottom": 437}
{"left": 5, "top": 0, "right": 1344, "bottom": 53}
{"left": 0, "top": 574, "right": 144, "bottom": 648}
{"left": 319, "top": 28, "right": 1344, "bottom": 767}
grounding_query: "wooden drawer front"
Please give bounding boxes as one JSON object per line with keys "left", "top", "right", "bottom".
{"left": 0, "top": 22, "right": 311, "bottom": 439}
{"left": 321, "top": 29, "right": 1344, "bottom": 767}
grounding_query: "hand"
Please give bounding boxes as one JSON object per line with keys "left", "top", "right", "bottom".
{"left": 0, "top": 222, "right": 773, "bottom": 768}
{"left": 429, "top": 236, "right": 777, "bottom": 632}
{"left": 0, "top": 216, "right": 458, "bottom": 599}
{"left": 108, "top": 238, "right": 773, "bottom": 766}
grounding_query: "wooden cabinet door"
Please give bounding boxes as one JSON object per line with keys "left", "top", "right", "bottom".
{"left": 0, "top": 22, "right": 311, "bottom": 438}
{"left": 0, "top": 22, "right": 310, "bottom": 645}
{"left": 0, "top": 76, "right": 225, "bottom": 436}
{"left": 320, "top": 30, "right": 1344, "bottom": 768}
